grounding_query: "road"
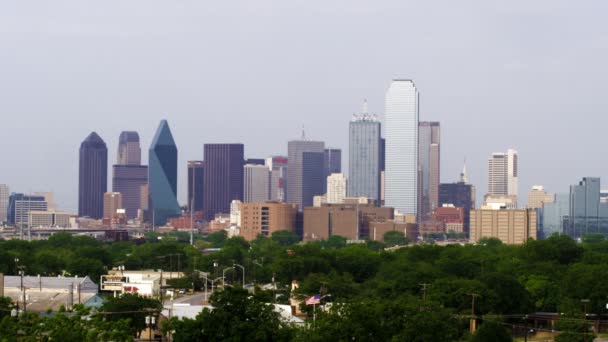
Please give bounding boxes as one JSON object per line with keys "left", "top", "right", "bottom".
{"left": 164, "top": 291, "right": 211, "bottom": 306}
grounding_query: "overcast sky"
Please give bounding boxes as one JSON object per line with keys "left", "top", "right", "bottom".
{"left": 2, "top": 1, "right": 608, "bottom": 212}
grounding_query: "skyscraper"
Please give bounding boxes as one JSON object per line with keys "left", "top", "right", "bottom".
{"left": 117, "top": 131, "right": 141, "bottom": 165}
{"left": 244, "top": 164, "right": 270, "bottom": 203}
{"left": 487, "top": 149, "right": 518, "bottom": 197}
{"left": 0, "top": 184, "right": 8, "bottom": 223}
{"left": 266, "top": 156, "right": 288, "bottom": 202}
{"left": 103, "top": 192, "right": 123, "bottom": 220}
{"left": 188, "top": 161, "right": 204, "bottom": 212}
{"left": 348, "top": 107, "right": 381, "bottom": 200}
{"left": 418, "top": 122, "right": 440, "bottom": 220}
{"left": 78, "top": 132, "right": 108, "bottom": 219}
{"left": 324, "top": 148, "right": 342, "bottom": 179}
{"left": 112, "top": 165, "right": 147, "bottom": 219}
{"left": 203, "top": 144, "right": 244, "bottom": 220}
{"left": 385, "top": 79, "right": 419, "bottom": 215}
{"left": 565, "top": 177, "right": 608, "bottom": 238}
{"left": 327, "top": 173, "right": 347, "bottom": 204}
{"left": 148, "top": 120, "right": 180, "bottom": 226}
{"left": 287, "top": 139, "right": 325, "bottom": 210}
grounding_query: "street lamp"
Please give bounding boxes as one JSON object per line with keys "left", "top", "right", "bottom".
{"left": 233, "top": 263, "right": 245, "bottom": 287}
{"left": 223, "top": 267, "right": 235, "bottom": 287}
{"left": 581, "top": 299, "right": 590, "bottom": 341}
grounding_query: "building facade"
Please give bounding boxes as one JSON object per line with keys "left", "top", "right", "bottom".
{"left": 542, "top": 193, "right": 569, "bottom": 238}
{"left": 303, "top": 204, "right": 393, "bottom": 241}
{"left": 78, "top": 132, "right": 108, "bottom": 219}
{"left": 287, "top": 140, "right": 325, "bottom": 210}
{"left": 487, "top": 149, "right": 518, "bottom": 199}
{"left": 203, "top": 144, "right": 244, "bottom": 220}
{"left": 348, "top": 113, "right": 381, "bottom": 200}
{"left": 244, "top": 164, "right": 270, "bottom": 203}
{"left": 565, "top": 177, "right": 608, "bottom": 238}
{"left": 324, "top": 148, "right": 342, "bottom": 182}
{"left": 266, "top": 156, "right": 288, "bottom": 202}
{"left": 239, "top": 202, "right": 298, "bottom": 241}
{"left": 7, "top": 194, "right": 47, "bottom": 225}
{"left": 385, "top": 79, "right": 419, "bottom": 215}
{"left": 103, "top": 192, "right": 123, "bottom": 220}
{"left": 117, "top": 131, "right": 141, "bottom": 165}
{"left": 418, "top": 122, "right": 440, "bottom": 220}
{"left": 326, "top": 173, "right": 347, "bottom": 204}
{"left": 187, "top": 161, "right": 204, "bottom": 213}
{"left": 469, "top": 209, "right": 537, "bottom": 244}
{"left": 112, "top": 165, "right": 147, "bottom": 220}
{"left": 527, "top": 185, "right": 554, "bottom": 209}
{"left": 0, "top": 184, "right": 8, "bottom": 223}
{"left": 439, "top": 182, "right": 475, "bottom": 233}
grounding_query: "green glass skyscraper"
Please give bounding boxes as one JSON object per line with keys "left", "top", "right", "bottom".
{"left": 148, "top": 120, "right": 180, "bottom": 226}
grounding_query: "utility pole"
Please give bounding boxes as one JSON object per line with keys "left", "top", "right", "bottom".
{"left": 582, "top": 299, "right": 590, "bottom": 341}
{"left": 468, "top": 293, "right": 480, "bottom": 334}
{"left": 419, "top": 283, "right": 430, "bottom": 306}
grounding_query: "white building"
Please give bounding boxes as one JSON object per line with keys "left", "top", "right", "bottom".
{"left": 385, "top": 79, "right": 419, "bottom": 215}
{"left": 0, "top": 184, "right": 8, "bottom": 223}
{"left": 230, "top": 200, "right": 241, "bottom": 226}
{"left": 488, "top": 149, "right": 518, "bottom": 198}
{"left": 326, "top": 173, "right": 347, "bottom": 204}
{"left": 244, "top": 164, "right": 270, "bottom": 203}
{"left": 29, "top": 210, "right": 73, "bottom": 228}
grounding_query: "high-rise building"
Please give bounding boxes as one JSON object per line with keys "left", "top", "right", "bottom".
{"left": 78, "top": 132, "right": 108, "bottom": 219}
{"left": 542, "top": 193, "right": 569, "bottom": 238}
{"left": 240, "top": 202, "right": 298, "bottom": 241}
{"left": 487, "top": 149, "right": 518, "bottom": 199}
{"left": 148, "top": 120, "right": 181, "bottom": 226}
{"left": 527, "top": 185, "right": 554, "bottom": 209}
{"left": 203, "top": 144, "right": 244, "bottom": 220}
{"left": 187, "top": 161, "right": 204, "bottom": 213}
{"left": 418, "top": 122, "right": 440, "bottom": 220}
{"left": 112, "top": 165, "right": 148, "bottom": 219}
{"left": 7, "top": 193, "right": 47, "bottom": 225}
{"left": 439, "top": 181, "right": 475, "bottom": 234}
{"left": 244, "top": 164, "right": 270, "bottom": 203}
{"left": 103, "top": 192, "right": 123, "bottom": 220}
{"left": 469, "top": 209, "right": 537, "bottom": 244}
{"left": 348, "top": 108, "right": 381, "bottom": 200}
{"left": 385, "top": 79, "right": 419, "bottom": 215}
{"left": 0, "top": 184, "right": 9, "bottom": 223}
{"left": 324, "top": 148, "right": 341, "bottom": 180}
{"left": 266, "top": 156, "right": 288, "bottom": 202}
{"left": 287, "top": 139, "right": 325, "bottom": 210}
{"left": 565, "top": 177, "right": 608, "bottom": 238}
{"left": 327, "top": 173, "right": 347, "bottom": 204}
{"left": 117, "top": 131, "right": 141, "bottom": 165}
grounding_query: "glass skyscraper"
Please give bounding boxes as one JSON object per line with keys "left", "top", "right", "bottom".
{"left": 385, "top": 79, "right": 419, "bottom": 215}
{"left": 203, "top": 144, "right": 244, "bottom": 220}
{"left": 187, "top": 161, "right": 205, "bottom": 213}
{"left": 565, "top": 177, "right": 608, "bottom": 238}
{"left": 418, "top": 121, "right": 440, "bottom": 220}
{"left": 287, "top": 140, "right": 325, "bottom": 210}
{"left": 117, "top": 131, "right": 141, "bottom": 165}
{"left": 348, "top": 113, "right": 381, "bottom": 200}
{"left": 78, "top": 132, "right": 108, "bottom": 219}
{"left": 148, "top": 120, "right": 181, "bottom": 226}
{"left": 541, "top": 193, "right": 569, "bottom": 238}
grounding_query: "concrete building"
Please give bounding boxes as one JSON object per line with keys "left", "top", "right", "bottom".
{"left": 0, "top": 184, "right": 9, "bottom": 223}
{"left": 203, "top": 144, "right": 244, "bottom": 220}
{"left": 266, "top": 156, "right": 288, "bottom": 202}
{"left": 369, "top": 221, "right": 418, "bottom": 242}
{"left": 112, "top": 164, "right": 147, "bottom": 220}
{"left": 240, "top": 202, "right": 298, "bottom": 241}
{"left": 187, "top": 161, "right": 205, "bottom": 213}
{"left": 117, "top": 131, "right": 141, "bottom": 165}
{"left": 7, "top": 193, "right": 47, "bottom": 225}
{"left": 527, "top": 185, "right": 554, "bottom": 209}
{"left": 103, "top": 192, "right": 123, "bottom": 220}
{"left": 303, "top": 204, "right": 393, "bottom": 241}
{"left": 434, "top": 205, "right": 465, "bottom": 233}
{"left": 348, "top": 107, "right": 381, "bottom": 201}
{"left": 483, "top": 194, "right": 518, "bottom": 209}
{"left": 487, "top": 149, "right": 518, "bottom": 201}
{"left": 385, "top": 79, "right": 419, "bottom": 215}
{"left": 418, "top": 121, "right": 440, "bottom": 221}
{"left": 244, "top": 164, "right": 270, "bottom": 203}
{"left": 326, "top": 173, "right": 347, "bottom": 204}
{"left": 29, "top": 210, "right": 73, "bottom": 228}
{"left": 287, "top": 139, "right": 325, "bottom": 210}
{"left": 469, "top": 209, "right": 537, "bottom": 244}
{"left": 79, "top": 132, "right": 108, "bottom": 219}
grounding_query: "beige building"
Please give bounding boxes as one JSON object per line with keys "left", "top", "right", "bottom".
{"left": 369, "top": 221, "right": 418, "bottom": 242}
{"left": 526, "top": 185, "right": 554, "bottom": 209}
{"left": 326, "top": 173, "right": 347, "bottom": 204}
{"left": 469, "top": 209, "right": 537, "bottom": 244}
{"left": 103, "top": 192, "right": 123, "bottom": 220}
{"left": 240, "top": 202, "right": 298, "bottom": 241}
{"left": 29, "top": 210, "right": 73, "bottom": 227}
{"left": 482, "top": 194, "right": 518, "bottom": 209}
{"left": 303, "top": 204, "right": 393, "bottom": 241}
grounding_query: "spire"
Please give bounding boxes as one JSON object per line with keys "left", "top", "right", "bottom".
{"left": 460, "top": 158, "right": 468, "bottom": 183}
{"left": 301, "top": 125, "right": 306, "bottom": 140}
{"left": 362, "top": 99, "right": 368, "bottom": 114}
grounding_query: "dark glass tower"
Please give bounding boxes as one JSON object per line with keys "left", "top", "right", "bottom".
{"left": 287, "top": 140, "right": 325, "bottom": 210}
{"left": 79, "top": 132, "right": 108, "bottom": 219}
{"left": 324, "top": 148, "right": 341, "bottom": 178}
{"left": 203, "top": 144, "right": 244, "bottom": 220}
{"left": 148, "top": 120, "right": 180, "bottom": 226}
{"left": 188, "top": 161, "right": 205, "bottom": 212}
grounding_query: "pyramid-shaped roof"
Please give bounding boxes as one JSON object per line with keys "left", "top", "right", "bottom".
{"left": 150, "top": 120, "right": 176, "bottom": 147}
{"left": 81, "top": 132, "right": 106, "bottom": 148}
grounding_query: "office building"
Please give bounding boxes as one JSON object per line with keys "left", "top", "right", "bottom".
{"left": 303, "top": 204, "right": 393, "bottom": 241}
{"left": 266, "top": 156, "right": 288, "bottom": 202}
{"left": 527, "top": 185, "right": 554, "bottom": 209}
{"left": 385, "top": 79, "right": 419, "bottom": 215}
{"left": 469, "top": 209, "right": 537, "bottom": 244}
{"left": 29, "top": 211, "right": 72, "bottom": 228}
{"left": 439, "top": 173, "right": 475, "bottom": 233}
{"left": 148, "top": 120, "right": 181, "bottom": 226}
{"left": 117, "top": 131, "right": 141, "bottom": 165}
{"left": 244, "top": 164, "right": 270, "bottom": 203}
{"left": 0, "top": 184, "right": 9, "bottom": 223}
{"left": 203, "top": 144, "right": 244, "bottom": 220}
{"left": 287, "top": 139, "right": 325, "bottom": 210}
{"left": 482, "top": 194, "right": 518, "bottom": 210}
{"left": 240, "top": 202, "right": 298, "bottom": 241}
{"left": 348, "top": 108, "right": 381, "bottom": 200}
{"left": 245, "top": 158, "right": 266, "bottom": 166}
{"left": 487, "top": 149, "right": 518, "bottom": 198}
{"left": 79, "top": 132, "right": 108, "bottom": 219}
{"left": 103, "top": 192, "right": 123, "bottom": 220}
{"left": 418, "top": 122, "right": 440, "bottom": 220}
{"left": 324, "top": 148, "right": 341, "bottom": 180}
{"left": 7, "top": 193, "right": 47, "bottom": 225}
{"left": 565, "top": 177, "right": 608, "bottom": 238}
{"left": 327, "top": 173, "right": 347, "bottom": 204}
{"left": 112, "top": 165, "right": 147, "bottom": 220}
{"left": 187, "top": 161, "right": 204, "bottom": 212}
{"left": 542, "top": 193, "right": 569, "bottom": 238}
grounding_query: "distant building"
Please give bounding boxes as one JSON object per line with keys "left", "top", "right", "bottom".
{"left": 487, "top": 149, "right": 518, "bottom": 201}
{"left": 527, "top": 185, "right": 554, "bottom": 209}
{"left": 29, "top": 210, "right": 73, "bottom": 228}
{"left": 324, "top": 148, "right": 341, "bottom": 184}
{"left": 203, "top": 144, "right": 244, "bottom": 220}
{"left": 79, "top": 132, "right": 108, "bottom": 219}
{"left": 0, "top": 184, "right": 9, "bottom": 223}
{"left": 385, "top": 79, "right": 419, "bottom": 215}
{"left": 326, "top": 173, "right": 347, "bottom": 204}
{"left": 117, "top": 131, "right": 141, "bottom": 165}
{"left": 245, "top": 158, "right": 266, "bottom": 166}
{"left": 266, "top": 156, "right": 288, "bottom": 202}
{"left": 348, "top": 107, "right": 381, "bottom": 200}
{"left": 112, "top": 165, "right": 147, "bottom": 219}
{"left": 434, "top": 205, "right": 465, "bottom": 233}
{"left": 482, "top": 194, "right": 518, "bottom": 209}
{"left": 244, "top": 164, "right": 270, "bottom": 203}
{"left": 303, "top": 204, "right": 393, "bottom": 241}
{"left": 418, "top": 122, "right": 440, "bottom": 221}
{"left": 187, "top": 161, "right": 204, "bottom": 213}
{"left": 542, "top": 193, "right": 569, "bottom": 238}
{"left": 369, "top": 221, "right": 418, "bottom": 242}
{"left": 148, "top": 120, "right": 181, "bottom": 226}
{"left": 439, "top": 176, "right": 475, "bottom": 233}
{"left": 287, "top": 139, "right": 325, "bottom": 210}
{"left": 103, "top": 192, "right": 123, "bottom": 221}
{"left": 240, "top": 202, "right": 298, "bottom": 241}
{"left": 8, "top": 193, "right": 47, "bottom": 225}
{"left": 564, "top": 177, "right": 608, "bottom": 238}
{"left": 469, "top": 209, "right": 537, "bottom": 244}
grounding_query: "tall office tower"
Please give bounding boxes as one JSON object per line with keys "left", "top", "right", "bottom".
{"left": 7, "top": 193, "right": 47, "bottom": 225}
{"left": 287, "top": 139, "right": 325, "bottom": 210}
{"left": 266, "top": 156, "right": 288, "bottom": 202}
{"left": 327, "top": 173, "right": 347, "bottom": 204}
{"left": 103, "top": 192, "right": 122, "bottom": 220}
{"left": 418, "top": 122, "right": 441, "bottom": 220}
{"left": 439, "top": 166, "right": 475, "bottom": 234}
{"left": 117, "top": 131, "right": 141, "bottom": 165}
{"left": 527, "top": 185, "right": 554, "bottom": 209}
{"left": 487, "top": 149, "right": 518, "bottom": 197}
{"left": 565, "top": 177, "right": 608, "bottom": 237}
{"left": 79, "top": 132, "right": 108, "bottom": 219}
{"left": 324, "top": 148, "right": 342, "bottom": 179}
{"left": 244, "top": 164, "right": 270, "bottom": 203}
{"left": 203, "top": 144, "right": 244, "bottom": 220}
{"left": 542, "top": 193, "right": 569, "bottom": 237}
{"left": 187, "top": 161, "right": 204, "bottom": 212}
{"left": 348, "top": 108, "right": 381, "bottom": 200}
{"left": 148, "top": 120, "right": 181, "bottom": 226}
{"left": 0, "top": 184, "right": 9, "bottom": 223}
{"left": 385, "top": 79, "right": 419, "bottom": 215}
{"left": 112, "top": 165, "right": 148, "bottom": 219}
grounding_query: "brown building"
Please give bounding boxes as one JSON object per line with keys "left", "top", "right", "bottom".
{"left": 369, "top": 221, "right": 418, "bottom": 242}
{"left": 240, "top": 202, "right": 298, "bottom": 241}
{"left": 433, "top": 206, "right": 465, "bottom": 233}
{"left": 469, "top": 209, "right": 537, "bottom": 244}
{"left": 103, "top": 192, "right": 122, "bottom": 220}
{"left": 303, "top": 204, "right": 393, "bottom": 241}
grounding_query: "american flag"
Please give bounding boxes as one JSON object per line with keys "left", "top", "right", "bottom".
{"left": 305, "top": 294, "right": 321, "bottom": 305}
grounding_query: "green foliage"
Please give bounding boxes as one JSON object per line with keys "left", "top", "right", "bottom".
{"left": 98, "top": 293, "right": 162, "bottom": 335}
{"left": 383, "top": 230, "right": 408, "bottom": 246}
{"left": 554, "top": 317, "right": 596, "bottom": 342}
{"left": 469, "top": 320, "right": 512, "bottom": 342}
{"left": 271, "top": 230, "right": 300, "bottom": 246}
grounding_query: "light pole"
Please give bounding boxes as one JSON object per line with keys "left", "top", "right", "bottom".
{"left": 582, "top": 299, "right": 590, "bottom": 341}
{"left": 223, "top": 267, "right": 235, "bottom": 287}
{"left": 233, "top": 263, "right": 245, "bottom": 287}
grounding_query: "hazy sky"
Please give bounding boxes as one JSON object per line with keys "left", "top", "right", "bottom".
{"left": 2, "top": 1, "right": 608, "bottom": 212}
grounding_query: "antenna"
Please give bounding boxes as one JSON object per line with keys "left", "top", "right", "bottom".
{"left": 362, "top": 99, "right": 368, "bottom": 114}
{"left": 301, "top": 125, "right": 306, "bottom": 140}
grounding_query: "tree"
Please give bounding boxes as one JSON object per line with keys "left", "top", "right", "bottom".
{"left": 98, "top": 293, "right": 162, "bottom": 336}
{"left": 470, "top": 320, "right": 512, "bottom": 342}
{"left": 383, "top": 231, "right": 409, "bottom": 247}
{"left": 554, "top": 317, "right": 595, "bottom": 342}
{"left": 271, "top": 230, "right": 300, "bottom": 246}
